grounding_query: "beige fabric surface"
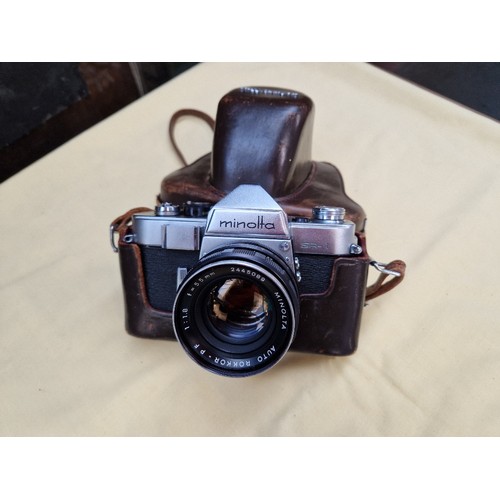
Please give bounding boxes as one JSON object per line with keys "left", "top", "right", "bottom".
{"left": 1, "top": 62, "right": 499, "bottom": 436}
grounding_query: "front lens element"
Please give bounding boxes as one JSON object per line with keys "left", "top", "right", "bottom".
{"left": 207, "top": 278, "right": 271, "bottom": 343}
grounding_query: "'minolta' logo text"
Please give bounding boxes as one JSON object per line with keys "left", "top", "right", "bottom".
{"left": 219, "top": 216, "right": 275, "bottom": 230}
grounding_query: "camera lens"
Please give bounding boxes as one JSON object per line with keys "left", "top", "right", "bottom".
{"left": 173, "top": 246, "right": 299, "bottom": 377}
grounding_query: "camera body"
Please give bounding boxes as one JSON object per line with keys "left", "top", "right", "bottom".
{"left": 125, "top": 184, "right": 368, "bottom": 375}
{"left": 114, "top": 86, "right": 373, "bottom": 377}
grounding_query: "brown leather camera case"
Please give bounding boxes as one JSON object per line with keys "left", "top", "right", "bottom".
{"left": 113, "top": 87, "right": 404, "bottom": 356}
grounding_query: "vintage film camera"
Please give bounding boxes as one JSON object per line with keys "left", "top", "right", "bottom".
{"left": 111, "top": 87, "right": 405, "bottom": 377}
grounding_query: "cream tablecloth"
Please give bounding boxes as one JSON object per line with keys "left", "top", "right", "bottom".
{"left": 1, "top": 62, "right": 499, "bottom": 436}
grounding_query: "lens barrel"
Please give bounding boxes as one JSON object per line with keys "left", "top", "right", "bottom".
{"left": 173, "top": 245, "right": 299, "bottom": 377}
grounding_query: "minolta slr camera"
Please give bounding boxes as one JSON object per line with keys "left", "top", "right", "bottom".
{"left": 112, "top": 87, "right": 401, "bottom": 377}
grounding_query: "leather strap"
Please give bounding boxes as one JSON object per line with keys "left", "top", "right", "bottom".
{"left": 168, "top": 109, "right": 215, "bottom": 167}
{"left": 365, "top": 260, "right": 406, "bottom": 301}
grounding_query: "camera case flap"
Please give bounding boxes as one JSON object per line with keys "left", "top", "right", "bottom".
{"left": 159, "top": 87, "right": 367, "bottom": 232}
